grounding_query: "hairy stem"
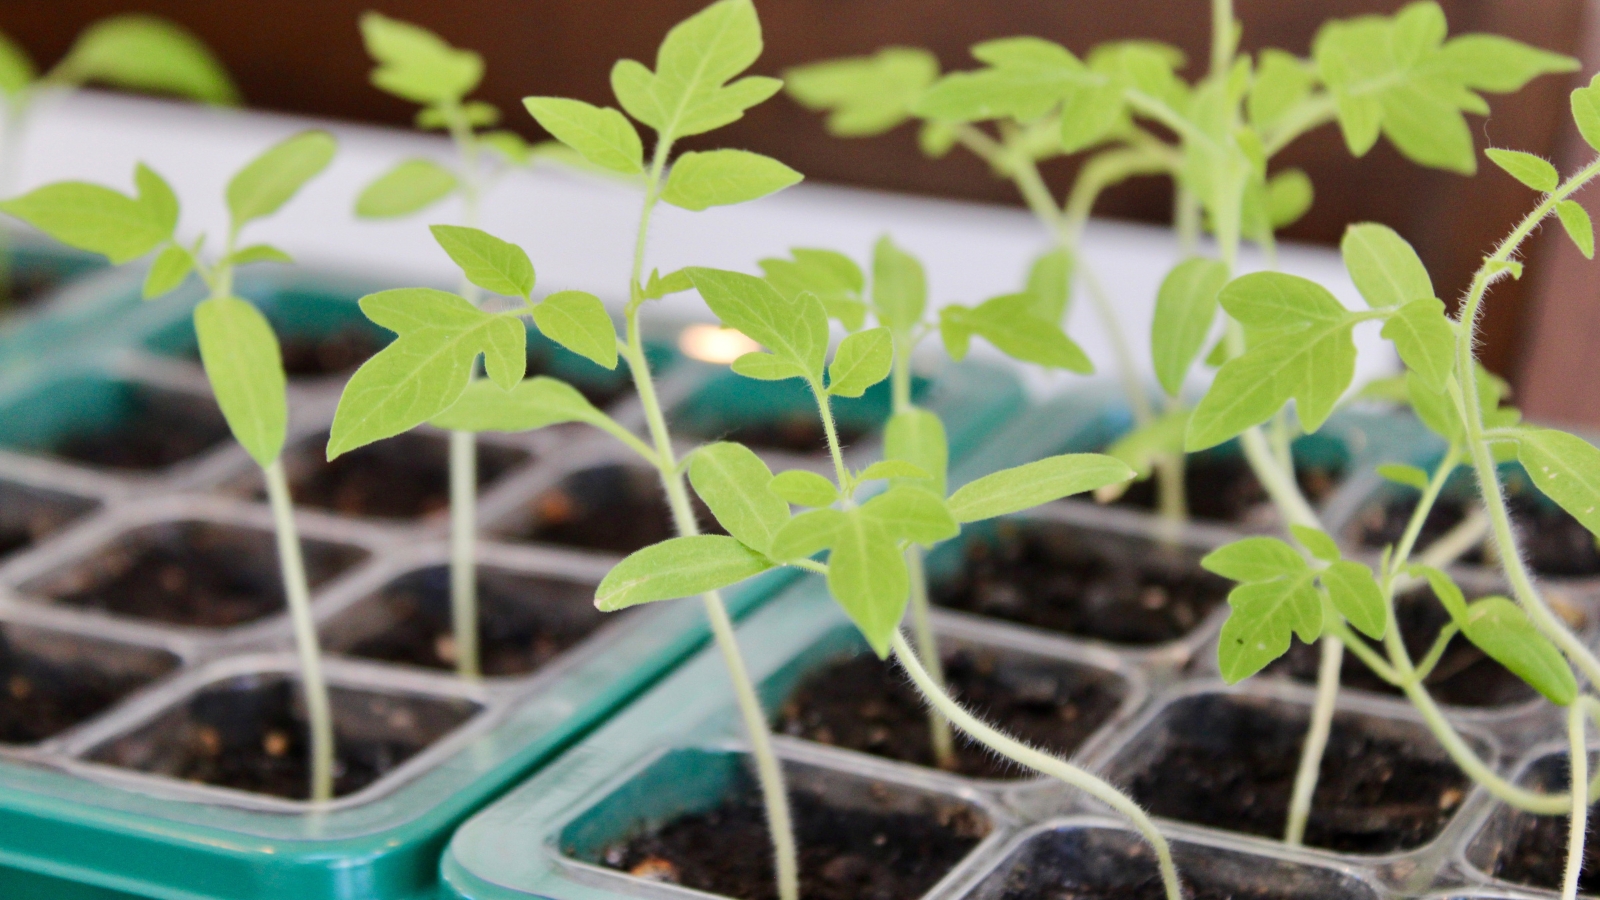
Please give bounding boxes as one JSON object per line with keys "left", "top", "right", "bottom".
{"left": 1566, "top": 700, "right": 1592, "bottom": 900}
{"left": 1285, "top": 637, "right": 1342, "bottom": 844}
{"left": 265, "top": 460, "right": 334, "bottom": 802}
{"left": 892, "top": 630, "right": 1182, "bottom": 900}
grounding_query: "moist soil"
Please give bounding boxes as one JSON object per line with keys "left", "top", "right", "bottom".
{"left": 38, "top": 522, "right": 364, "bottom": 628}
{"left": 273, "top": 431, "right": 527, "bottom": 520}
{"left": 1488, "top": 754, "right": 1600, "bottom": 893}
{"left": 278, "top": 328, "right": 384, "bottom": 378}
{"left": 53, "top": 389, "right": 229, "bottom": 471}
{"left": 1124, "top": 695, "right": 1468, "bottom": 854}
{"left": 1114, "top": 454, "right": 1343, "bottom": 525}
{"left": 1267, "top": 587, "right": 1537, "bottom": 708}
{"left": 514, "top": 463, "right": 720, "bottom": 554}
{"left": 341, "top": 566, "right": 607, "bottom": 676}
{"left": 778, "top": 649, "right": 1124, "bottom": 779}
{"left": 0, "top": 631, "right": 175, "bottom": 744}
{"left": 598, "top": 774, "right": 987, "bottom": 900}
{"left": 932, "top": 521, "right": 1229, "bottom": 645}
{"left": 87, "top": 677, "right": 480, "bottom": 800}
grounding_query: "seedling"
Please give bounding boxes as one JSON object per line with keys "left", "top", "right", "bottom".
{"left": 0, "top": 131, "right": 341, "bottom": 801}
{"left": 351, "top": 13, "right": 541, "bottom": 680}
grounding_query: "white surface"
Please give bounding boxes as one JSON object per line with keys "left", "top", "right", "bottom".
{"left": 12, "top": 90, "right": 1398, "bottom": 397}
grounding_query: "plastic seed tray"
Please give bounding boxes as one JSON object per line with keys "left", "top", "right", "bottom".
{"left": 0, "top": 264, "right": 1024, "bottom": 900}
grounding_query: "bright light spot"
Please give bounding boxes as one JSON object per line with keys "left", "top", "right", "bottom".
{"left": 679, "top": 324, "right": 760, "bottom": 363}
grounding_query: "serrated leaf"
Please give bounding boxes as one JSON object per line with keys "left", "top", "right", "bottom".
{"left": 1377, "top": 463, "right": 1431, "bottom": 491}
{"left": 770, "top": 508, "right": 849, "bottom": 561}
{"left": 1459, "top": 596, "right": 1576, "bottom": 705}
{"left": 872, "top": 236, "right": 926, "bottom": 334}
{"left": 596, "top": 535, "right": 774, "bottom": 611}
{"left": 1152, "top": 257, "right": 1227, "bottom": 396}
{"left": 429, "top": 224, "right": 535, "bottom": 298}
{"left": 1217, "top": 574, "right": 1323, "bottom": 682}
{"left": 360, "top": 12, "right": 482, "bottom": 104}
{"left": 228, "top": 244, "right": 293, "bottom": 267}
{"left": 947, "top": 454, "right": 1133, "bottom": 523}
{"left": 227, "top": 131, "right": 336, "bottom": 228}
{"left": 1201, "top": 537, "right": 1307, "bottom": 583}
{"left": 53, "top": 14, "right": 237, "bottom": 104}
{"left": 885, "top": 408, "right": 947, "bottom": 497}
{"left": 688, "top": 442, "right": 789, "bottom": 554}
{"left": 522, "top": 97, "right": 643, "bottom": 175}
{"left": 827, "top": 513, "right": 908, "bottom": 657}
{"left": 1485, "top": 148, "right": 1558, "bottom": 192}
{"left": 1290, "top": 525, "right": 1341, "bottom": 563}
{"left": 531, "top": 290, "right": 617, "bottom": 369}
{"left": 760, "top": 248, "right": 866, "bottom": 330}
{"left": 662, "top": 149, "right": 801, "bottom": 211}
{"left": 687, "top": 267, "right": 828, "bottom": 380}
{"left": 645, "top": 267, "right": 695, "bottom": 300}
{"left": 784, "top": 47, "right": 939, "bottom": 137}
{"left": 860, "top": 485, "right": 957, "bottom": 546}
{"left": 1342, "top": 223, "right": 1432, "bottom": 308}
{"left": 827, "top": 326, "right": 893, "bottom": 398}
{"left": 770, "top": 470, "right": 838, "bottom": 507}
{"left": 858, "top": 460, "right": 930, "bottom": 482}
{"left": 730, "top": 351, "right": 807, "bottom": 381}
{"left": 142, "top": 244, "right": 193, "bottom": 299}
{"left": 948, "top": 294, "right": 1092, "bottom": 372}
{"left": 430, "top": 376, "right": 609, "bottom": 433}
{"left": 1382, "top": 297, "right": 1455, "bottom": 390}
{"left": 193, "top": 296, "right": 286, "bottom": 468}
{"left": 617, "top": 0, "right": 777, "bottom": 140}
{"left": 1573, "top": 73, "right": 1600, "bottom": 154}
{"left": 1557, "top": 200, "right": 1594, "bottom": 260}
{"left": 1322, "top": 560, "right": 1387, "bottom": 639}
{"left": 355, "top": 158, "right": 458, "bottom": 218}
{"left": 1516, "top": 428, "right": 1600, "bottom": 538}
{"left": 0, "top": 168, "right": 177, "bottom": 264}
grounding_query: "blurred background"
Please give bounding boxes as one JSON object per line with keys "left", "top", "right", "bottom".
{"left": 4, "top": 0, "right": 1600, "bottom": 424}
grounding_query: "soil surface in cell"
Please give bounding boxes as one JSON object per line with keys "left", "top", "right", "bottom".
{"left": 88, "top": 677, "right": 480, "bottom": 799}
{"left": 599, "top": 776, "right": 987, "bottom": 900}
{"left": 1267, "top": 586, "right": 1540, "bottom": 708}
{"left": 1114, "top": 453, "right": 1343, "bottom": 524}
{"left": 342, "top": 566, "right": 607, "bottom": 676}
{"left": 1488, "top": 755, "right": 1600, "bottom": 893}
{"left": 54, "top": 389, "right": 229, "bottom": 471}
{"left": 0, "top": 632, "right": 175, "bottom": 744}
{"left": 689, "top": 414, "right": 872, "bottom": 457}
{"left": 516, "top": 464, "right": 720, "bottom": 554}
{"left": 276, "top": 431, "right": 526, "bottom": 520}
{"left": 0, "top": 490, "right": 93, "bottom": 561}
{"left": 986, "top": 867, "right": 1333, "bottom": 900}
{"left": 278, "top": 327, "right": 384, "bottom": 378}
{"left": 778, "top": 649, "right": 1123, "bottom": 779}
{"left": 1124, "top": 698, "right": 1468, "bottom": 853}
{"left": 932, "top": 522, "right": 1229, "bottom": 645}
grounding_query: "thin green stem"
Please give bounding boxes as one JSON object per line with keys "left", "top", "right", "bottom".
{"left": 1566, "top": 701, "right": 1592, "bottom": 900}
{"left": 1411, "top": 624, "right": 1458, "bottom": 683}
{"left": 811, "top": 379, "right": 852, "bottom": 492}
{"left": 892, "top": 631, "right": 1182, "bottom": 900}
{"left": 265, "top": 460, "right": 334, "bottom": 803}
{"left": 1285, "top": 636, "right": 1342, "bottom": 845}
{"left": 1210, "top": 0, "right": 1234, "bottom": 79}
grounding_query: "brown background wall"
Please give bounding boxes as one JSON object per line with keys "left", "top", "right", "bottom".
{"left": 2, "top": 0, "right": 1595, "bottom": 412}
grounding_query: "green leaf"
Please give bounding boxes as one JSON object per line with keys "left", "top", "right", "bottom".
{"left": 1102, "top": 409, "right": 1187, "bottom": 480}
{"left": 871, "top": 236, "right": 926, "bottom": 334}
{"left": 1059, "top": 81, "right": 1124, "bottom": 154}
{"left": 858, "top": 460, "right": 930, "bottom": 482}
{"left": 946, "top": 294, "right": 1092, "bottom": 373}
{"left": 1290, "top": 525, "right": 1341, "bottom": 563}
{"left": 522, "top": 97, "right": 643, "bottom": 175}
{"left": 429, "top": 224, "right": 535, "bottom": 298}
{"left": 226, "top": 131, "right": 336, "bottom": 228}
{"left": 827, "top": 326, "right": 893, "bottom": 398}
{"left": 1377, "top": 463, "right": 1431, "bottom": 491}
{"left": 1459, "top": 596, "right": 1577, "bottom": 705}
{"left": 416, "top": 101, "right": 500, "bottom": 130}
{"left": 730, "top": 351, "right": 807, "bottom": 381}
{"left": 1557, "top": 200, "right": 1595, "bottom": 260}
{"left": 912, "top": 37, "right": 1108, "bottom": 126}
{"left": 860, "top": 485, "right": 957, "bottom": 546}
{"left": 785, "top": 47, "right": 939, "bottom": 137}
{"left": 770, "top": 508, "right": 849, "bottom": 561}
{"left": 687, "top": 268, "right": 828, "bottom": 380}
{"left": 760, "top": 248, "right": 866, "bottom": 331}
{"left": 612, "top": 0, "right": 779, "bottom": 140}
{"left": 596, "top": 535, "right": 774, "bottom": 611}
{"left": 1382, "top": 297, "right": 1456, "bottom": 390}
{"left": 1342, "top": 223, "right": 1432, "bottom": 308}
{"left": 327, "top": 289, "right": 526, "bottom": 457}
{"left": 481, "top": 130, "right": 533, "bottom": 166}
{"left": 193, "top": 296, "right": 286, "bottom": 468}
{"left": 429, "top": 376, "right": 610, "bottom": 433}
{"left": 1201, "top": 537, "right": 1306, "bottom": 583}
{"left": 531, "top": 290, "right": 617, "bottom": 369}
{"left": 360, "top": 12, "right": 482, "bottom": 104}
{"left": 1412, "top": 564, "right": 1469, "bottom": 622}
{"left": 645, "top": 267, "right": 696, "bottom": 301}
{"left": 769, "top": 470, "right": 838, "bottom": 507}
{"left": 227, "top": 244, "right": 293, "bottom": 267}
{"left": 0, "top": 30, "right": 35, "bottom": 96}
{"left": 1152, "top": 257, "right": 1228, "bottom": 396}
{"left": 0, "top": 164, "right": 177, "bottom": 264}
{"left": 826, "top": 513, "right": 908, "bottom": 657}
{"left": 1248, "top": 49, "right": 1312, "bottom": 131}
{"left": 1573, "top": 73, "right": 1600, "bottom": 154}
{"left": 1516, "top": 428, "right": 1600, "bottom": 538}
{"left": 52, "top": 14, "right": 237, "bottom": 104}
{"left": 1485, "top": 148, "right": 1558, "bottom": 192}
{"left": 142, "top": 244, "right": 193, "bottom": 299}
{"left": 1217, "top": 574, "right": 1322, "bottom": 682}
{"left": 1022, "top": 247, "right": 1073, "bottom": 324}
{"left": 885, "top": 408, "right": 947, "bottom": 497}
{"left": 1322, "top": 560, "right": 1387, "bottom": 639}
{"left": 689, "top": 442, "right": 790, "bottom": 554}
{"left": 355, "top": 159, "right": 458, "bottom": 218}
{"left": 1266, "top": 168, "right": 1314, "bottom": 229}
{"left": 662, "top": 149, "right": 801, "bottom": 211}
{"left": 947, "top": 454, "right": 1133, "bottom": 523}
{"left": 1434, "top": 34, "right": 1578, "bottom": 93}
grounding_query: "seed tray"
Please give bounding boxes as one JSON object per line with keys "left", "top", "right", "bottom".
{"left": 0, "top": 227, "right": 117, "bottom": 385}
{"left": 0, "top": 266, "right": 1024, "bottom": 899}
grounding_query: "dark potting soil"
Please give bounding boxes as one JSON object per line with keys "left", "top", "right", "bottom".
{"left": 778, "top": 649, "right": 1124, "bottom": 779}
{"left": 86, "top": 675, "right": 481, "bottom": 799}
{"left": 0, "top": 627, "right": 177, "bottom": 744}
{"left": 598, "top": 773, "right": 987, "bottom": 900}
{"left": 1482, "top": 753, "right": 1600, "bottom": 893}
{"left": 0, "top": 483, "right": 96, "bottom": 561}
{"left": 932, "top": 521, "right": 1229, "bottom": 645}
{"left": 1267, "top": 586, "right": 1538, "bottom": 708}
{"left": 270, "top": 431, "right": 528, "bottom": 520}
{"left": 53, "top": 387, "right": 230, "bottom": 471}
{"left": 514, "top": 463, "right": 721, "bottom": 554}
{"left": 278, "top": 328, "right": 385, "bottom": 378}
{"left": 1123, "top": 695, "right": 1468, "bottom": 854}
{"left": 340, "top": 565, "right": 607, "bottom": 676}
{"left": 1114, "top": 454, "right": 1343, "bottom": 524}
{"left": 34, "top": 521, "right": 366, "bottom": 628}
{"left": 702, "top": 414, "right": 871, "bottom": 457}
